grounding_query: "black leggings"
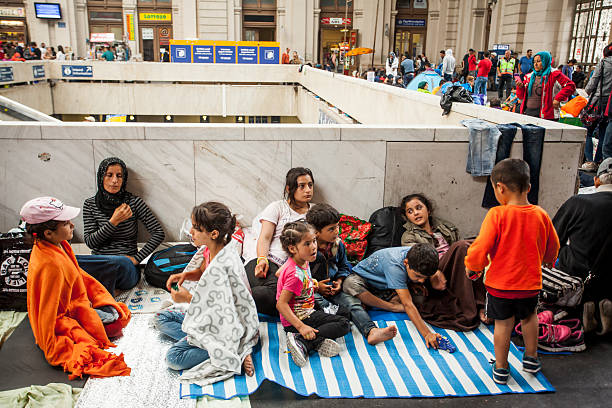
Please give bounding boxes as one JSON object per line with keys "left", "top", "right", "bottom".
{"left": 284, "top": 310, "right": 351, "bottom": 352}
{"left": 245, "top": 259, "right": 280, "bottom": 316}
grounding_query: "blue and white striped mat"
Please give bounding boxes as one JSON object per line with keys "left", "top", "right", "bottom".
{"left": 180, "top": 318, "right": 554, "bottom": 399}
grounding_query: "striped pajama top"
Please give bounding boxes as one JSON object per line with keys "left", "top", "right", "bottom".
{"left": 83, "top": 195, "right": 165, "bottom": 263}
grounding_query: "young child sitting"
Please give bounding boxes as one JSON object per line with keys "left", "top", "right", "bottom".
{"left": 306, "top": 204, "right": 397, "bottom": 345}
{"left": 276, "top": 221, "right": 351, "bottom": 367}
{"left": 465, "top": 158, "right": 560, "bottom": 385}
{"left": 157, "top": 202, "right": 259, "bottom": 384}
{"left": 502, "top": 88, "right": 519, "bottom": 111}
{"left": 20, "top": 197, "right": 131, "bottom": 379}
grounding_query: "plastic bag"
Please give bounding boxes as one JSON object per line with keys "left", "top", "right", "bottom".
{"left": 440, "top": 85, "right": 474, "bottom": 115}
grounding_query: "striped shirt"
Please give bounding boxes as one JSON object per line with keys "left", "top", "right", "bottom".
{"left": 83, "top": 195, "right": 165, "bottom": 263}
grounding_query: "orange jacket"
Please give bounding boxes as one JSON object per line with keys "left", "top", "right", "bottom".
{"left": 464, "top": 205, "right": 560, "bottom": 291}
{"left": 27, "top": 240, "right": 131, "bottom": 379}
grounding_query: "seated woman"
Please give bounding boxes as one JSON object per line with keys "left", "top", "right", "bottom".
{"left": 400, "top": 193, "right": 488, "bottom": 330}
{"left": 78, "top": 157, "right": 165, "bottom": 294}
{"left": 157, "top": 202, "right": 259, "bottom": 383}
{"left": 244, "top": 167, "right": 314, "bottom": 316}
{"left": 20, "top": 197, "right": 131, "bottom": 379}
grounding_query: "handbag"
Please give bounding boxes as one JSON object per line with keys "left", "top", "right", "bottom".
{"left": 0, "top": 233, "right": 32, "bottom": 311}
{"left": 541, "top": 266, "right": 583, "bottom": 307}
{"left": 580, "top": 60, "right": 607, "bottom": 127}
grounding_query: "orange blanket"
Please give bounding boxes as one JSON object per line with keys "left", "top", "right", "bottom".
{"left": 27, "top": 240, "right": 131, "bottom": 379}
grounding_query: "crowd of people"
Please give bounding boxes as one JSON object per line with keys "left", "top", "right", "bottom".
{"left": 0, "top": 41, "right": 68, "bottom": 61}
{"left": 18, "top": 146, "right": 612, "bottom": 386}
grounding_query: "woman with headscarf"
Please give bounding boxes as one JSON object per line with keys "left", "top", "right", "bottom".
{"left": 417, "top": 81, "right": 430, "bottom": 93}
{"left": 516, "top": 51, "right": 575, "bottom": 120}
{"left": 78, "top": 157, "right": 165, "bottom": 294}
{"left": 385, "top": 52, "right": 399, "bottom": 78}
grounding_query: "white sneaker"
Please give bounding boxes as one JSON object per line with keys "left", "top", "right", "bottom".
{"left": 316, "top": 338, "right": 341, "bottom": 358}
{"left": 286, "top": 333, "right": 308, "bottom": 367}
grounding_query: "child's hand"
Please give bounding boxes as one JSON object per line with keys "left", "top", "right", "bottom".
{"left": 331, "top": 278, "right": 343, "bottom": 295}
{"left": 317, "top": 278, "right": 332, "bottom": 296}
{"left": 425, "top": 332, "right": 441, "bottom": 349}
{"left": 254, "top": 261, "right": 269, "bottom": 278}
{"left": 298, "top": 325, "right": 318, "bottom": 340}
{"left": 466, "top": 268, "right": 483, "bottom": 281}
{"left": 166, "top": 272, "right": 185, "bottom": 291}
{"left": 170, "top": 284, "right": 192, "bottom": 303}
{"left": 430, "top": 270, "right": 447, "bottom": 291}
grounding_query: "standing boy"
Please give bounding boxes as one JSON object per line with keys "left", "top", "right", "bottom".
{"left": 306, "top": 204, "right": 397, "bottom": 345}
{"left": 465, "top": 158, "right": 560, "bottom": 384}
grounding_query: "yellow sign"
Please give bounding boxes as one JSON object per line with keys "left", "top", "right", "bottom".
{"left": 139, "top": 13, "right": 171, "bottom": 22}
{"left": 126, "top": 14, "right": 135, "bottom": 41}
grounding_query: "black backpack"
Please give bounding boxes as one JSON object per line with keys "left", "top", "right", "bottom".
{"left": 144, "top": 244, "right": 197, "bottom": 289}
{"left": 365, "top": 206, "right": 405, "bottom": 257}
{"left": 0, "top": 233, "right": 32, "bottom": 311}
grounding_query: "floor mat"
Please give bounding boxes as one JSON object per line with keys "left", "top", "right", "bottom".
{"left": 0, "top": 317, "right": 87, "bottom": 392}
{"left": 115, "top": 277, "right": 172, "bottom": 314}
{"left": 181, "top": 319, "right": 554, "bottom": 399}
{"left": 75, "top": 314, "right": 196, "bottom": 408}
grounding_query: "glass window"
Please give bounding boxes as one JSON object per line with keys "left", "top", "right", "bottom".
{"left": 89, "top": 11, "right": 123, "bottom": 22}
{"left": 321, "top": 0, "right": 336, "bottom": 9}
{"left": 397, "top": 0, "right": 411, "bottom": 8}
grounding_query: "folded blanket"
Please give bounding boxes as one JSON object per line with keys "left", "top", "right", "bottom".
{"left": 180, "top": 241, "right": 259, "bottom": 386}
{"left": 27, "top": 240, "right": 131, "bottom": 379}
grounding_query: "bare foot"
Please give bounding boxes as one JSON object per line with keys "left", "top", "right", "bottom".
{"left": 242, "top": 354, "right": 254, "bottom": 377}
{"left": 367, "top": 326, "right": 398, "bottom": 345}
{"left": 479, "top": 308, "right": 493, "bottom": 325}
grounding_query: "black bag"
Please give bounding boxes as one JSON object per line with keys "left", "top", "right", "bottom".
{"left": 144, "top": 244, "right": 197, "bottom": 289}
{"left": 440, "top": 85, "right": 474, "bottom": 116}
{"left": 541, "top": 267, "right": 583, "bottom": 307}
{"left": 365, "top": 206, "right": 405, "bottom": 257}
{"left": 580, "top": 60, "right": 607, "bottom": 128}
{"left": 0, "top": 233, "right": 32, "bottom": 311}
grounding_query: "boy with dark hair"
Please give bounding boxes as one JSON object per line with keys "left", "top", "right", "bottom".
{"left": 306, "top": 204, "right": 397, "bottom": 345}
{"left": 465, "top": 158, "right": 560, "bottom": 385}
{"left": 343, "top": 243, "right": 442, "bottom": 348}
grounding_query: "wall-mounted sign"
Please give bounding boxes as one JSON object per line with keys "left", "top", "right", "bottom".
{"left": 259, "top": 42, "right": 280, "bottom": 64}
{"left": 193, "top": 43, "right": 214, "bottom": 63}
{"left": 237, "top": 42, "right": 258, "bottom": 64}
{"left": 139, "top": 13, "right": 171, "bottom": 22}
{"left": 32, "top": 65, "right": 45, "bottom": 79}
{"left": 215, "top": 41, "right": 236, "bottom": 64}
{"left": 493, "top": 44, "right": 510, "bottom": 51}
{"left": 57, "top": 21, "right": 65, "bottom": 28}
{"left": 321, "top": 17, "right": 351, "bottom": 25}
{"left": 141, "top": 27, "right": 154, "bottom": 40}
{"left": 0, "top": 7, "right": 25, "bottom": 17}
{"left": 62, "top": 65, "right": 93, "bottom": 77}
{"left": 413, "top": 0, "right": 428, "bottom": 9}
{"left": 90, "top": 33, "right": 115, "bottom": 42}
{"left": 126, "top": 14, "right": 135, "bottom": 41}
{"left": 396, "top": 19, "right": 426, "bottom": 27}
{"left": 0, "top": 67, "right": 14, "bottom": 82}
{"left": 171, "top": 44, "right": 191, "bottom": 63}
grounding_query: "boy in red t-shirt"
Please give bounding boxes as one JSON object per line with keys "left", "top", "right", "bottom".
{"left": 465, "top": 158, "right": 560, "bottom": 385}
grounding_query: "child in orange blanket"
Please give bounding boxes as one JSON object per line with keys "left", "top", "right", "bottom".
{"left": 20, "top": 197, "right": 131, "bottom": 379}
{"left": 464, "top": 159, "right": 560, "bottom": 385}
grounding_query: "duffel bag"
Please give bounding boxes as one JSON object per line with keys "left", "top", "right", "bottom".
{"left": 541, "top": 266, "right": 583, "bottom": 308}
{"left": 144, "top": 243, "right": 197, "bottom": 289}
{"left": 365, "top": 206, "right": 404, "bottom": 257}
{"left": 0, "top": 233, "right": 32, "bottom": 311}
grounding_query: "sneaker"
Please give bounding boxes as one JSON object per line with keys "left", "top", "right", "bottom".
{"left": 316, "top": 338, "right": 341, "bottom": 358}
{"left": 583, "top": 301, "right": 597, "bottom": 333}
{"left": 522, "top": 355, "right": 542, "bottom": 373}
{"left": 557, "top": 318, "right": 581, "bottom": 331}
{"left": 491, "top": 360, "right": 510, "bottom": 385}
{"left": 580, "top": 161, "right": 598, "bottom": 172}
{"left": 515, "top": 311, "right": 553, "bottom": 335}
{"left": 538, "top": 328, "right": 587, "bottom": 352}
{"left": 538, "top": 323, "right": 571, "bottom": 344}
{"left": 597, "top": 299, "right": 612, "bottom": 335}
{"left": 286, "top": 333, "right": 308, "bottom": 367}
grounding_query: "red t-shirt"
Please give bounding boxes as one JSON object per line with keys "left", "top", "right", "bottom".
{"left": 477, "top": 58, "right": 492, "bottom": 77}
{"left": 468, "top": 55, "right": 477, "bottom": 71}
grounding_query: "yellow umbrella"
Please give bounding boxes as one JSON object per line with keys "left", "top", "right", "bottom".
{"left": 346, "top": 47, "right": 373, "bottom": 56}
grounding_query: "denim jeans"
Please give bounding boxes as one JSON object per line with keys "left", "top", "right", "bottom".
{"left": 154, "top": 310, "right": 210, "bottom": 371}
{"left": 315, "top": 291, "right": 376, "bottom": 338}
{"left": 474, "top": 76, "right": 488, "bottom": 95}
{"left": 585, "top": 120, "right": 608, "bottom": 162}
{"left": 462, "top": 119, "right": 502, "bottom": 176}
{"left": 403, "top": 73, "right": 414, "bottom": 86}
{"left": 601, "top": 118, "right": 612, "bottom": 160}
{"left": 482, "top": 123, "right": 545, "bottom": 207}
{"left": 77, "top": 254, "right": 141, "bottom": 294}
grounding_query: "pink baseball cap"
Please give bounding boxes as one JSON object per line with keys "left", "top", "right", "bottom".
{"left": 20, "top": 197, "right": 80, "bottom": 224}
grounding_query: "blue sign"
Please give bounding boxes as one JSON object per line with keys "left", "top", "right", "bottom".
{"left": 259, "top": 47, "right": 279, "bottom": 64}
{"left": 32, "top": 65, "right": 45, "bottom": 78}
{"left": 215, "top": 45, "right": 236, "bottom": 64}
{"left": 170, "top": 44, "right": 192, "bottom": 63}
{"left": 396, "top": 19, "right": 426, "bottom": 27}
{"left": 193, "top": 45, "right": 213, "bottom": 63}
{"left": 237, "top": 46, "right": 258, "bottom": 64}
{"left": 493, "top": 44, "right": 510, "bottom": 51}
{"left": 0, "top": 67, "right": 14, "bottom": 82}
{"left": 62, "top": 65, "right": 93, "bottom": 77}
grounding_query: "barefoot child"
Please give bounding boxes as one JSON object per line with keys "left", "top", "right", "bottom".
{"left": 156, "top": 202, "right": 259, "bottom": 383}
{"left": 465, "top": 158, "right": 560, "bottom": 384}
{"left": 21, "top": 197, "right": 131, "bottom": 379}
{"left": 306, "top": 204, "right": 397, "bottom": 345}
{"left": 276, "top": 221, "right": 351, "bottom": 367}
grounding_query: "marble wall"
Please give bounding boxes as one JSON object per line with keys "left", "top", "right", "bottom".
{"left": 0, "top": 123, "right": 583, "bottom": 245}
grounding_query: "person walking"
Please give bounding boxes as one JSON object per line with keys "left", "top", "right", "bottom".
{"left": 442, "top": 49, "right": 456, "bottom": 82}
{"left": 475, "top": 51, "right": 492, "bottom": 95}
{"left": 497, "top": 50, "right": 517, "bottom": 99}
